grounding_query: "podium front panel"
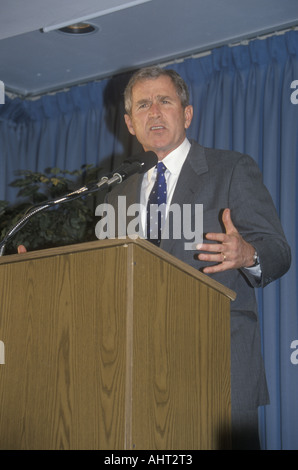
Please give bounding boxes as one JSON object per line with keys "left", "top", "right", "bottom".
{"left": 0, "top": 245, "right": 128, "bottom": 449}
{"left": 0, "top": 239, "right": 231, "bottom": 449}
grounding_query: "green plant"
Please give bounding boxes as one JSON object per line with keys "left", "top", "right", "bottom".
{"left": 0, "top": 165, "right": 103, "bottom": 254}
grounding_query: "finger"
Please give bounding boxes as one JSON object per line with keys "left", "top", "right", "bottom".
{"left": 17, "top": 245, "right": 27, "bottom": 254}
{"left": 202, "top": 262, "right": 232, "bottom": 274}
{"left": 196, "top": 242, "right": 225, "bottom": 253}
{"left": 222, "top": 208, "right": 238, "bottom": 234}
{"left": 198, "top": 251, "right": 226, "bottom": 263}
{"left": 204, "top": 232, "right": 227, "bottom": 243}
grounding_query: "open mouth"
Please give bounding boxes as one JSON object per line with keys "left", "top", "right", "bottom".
{"left": 150, "top": 125, "right": 165, "bottom": 131}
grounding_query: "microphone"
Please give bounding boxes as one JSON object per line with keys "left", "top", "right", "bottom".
{"left": 0, "top": 151, "right": 158, "bottom": 256}
{"left": 90, "top": 151, "right": 158, "bottom": 190}
{"left": 121, "top": 150, "right": 158, "bottom": 176}
{"left": 54, "top": 151, "right": 158, "bottom": 197}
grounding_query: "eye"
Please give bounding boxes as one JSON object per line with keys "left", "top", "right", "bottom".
{"left": 137, "top": 101, "right": 150, "bottom": 110}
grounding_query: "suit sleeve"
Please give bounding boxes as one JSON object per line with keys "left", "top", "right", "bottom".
{"left": 228, "top": 154, "right": 291, "bottom": 288}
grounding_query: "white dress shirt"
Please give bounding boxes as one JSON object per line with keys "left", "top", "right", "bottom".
{"left": 140, "top": 138, "right": 191, "bottom": 236}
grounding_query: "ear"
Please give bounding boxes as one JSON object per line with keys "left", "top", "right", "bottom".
{"left": 124, "top": 114, "right": 136, "bottom": 136}
{"left": 184, "top": 105, "right": 193, "bottom": 129}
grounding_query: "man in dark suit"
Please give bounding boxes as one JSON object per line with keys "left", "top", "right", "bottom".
{"left": 103, "top": 66, "right": 291, "bottom": 449}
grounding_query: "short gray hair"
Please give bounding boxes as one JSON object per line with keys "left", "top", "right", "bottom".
{"left": 124, "top": 66, "right": 190, "bottom": 115}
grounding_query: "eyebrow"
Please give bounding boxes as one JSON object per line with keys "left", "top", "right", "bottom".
{"left": 156, "top": 95, "right": 172, "bottom": 101}
{"left": 135, "top": 95, "right": 173, "bottom": 105}
{"left": 135, "top": 98, "right": 150, "bottom": 106}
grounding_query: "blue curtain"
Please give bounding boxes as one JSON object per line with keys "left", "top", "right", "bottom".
{"left": 174, "top": 31, "right": 298, "bottom": 450}
{"left": 0, "top": 29, "right": 297, "bottom": 450}
{"left": 0, "top": 74, "right": 143, "bottom": 202}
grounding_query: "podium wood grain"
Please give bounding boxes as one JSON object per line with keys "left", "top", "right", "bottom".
{"left": 0, "top": 239, "right": 233, "bottom": 449}
{"left": 129, "top": 245, "right": 231, "bottom": 450}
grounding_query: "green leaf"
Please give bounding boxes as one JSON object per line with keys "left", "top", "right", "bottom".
{"left": 39, "top": 176, "right": 50, "bottom": 184}
{"left": 50, "top": 167, "right": 61, "bottom": 175}
{"left": 17, "top": 185, "right": 40, "bottom": 198}
{"left": 0, "top": 163, "right": 102, "bottom": 254}
{"left": 50, "top": 177, "right": 62, "bottom": 186}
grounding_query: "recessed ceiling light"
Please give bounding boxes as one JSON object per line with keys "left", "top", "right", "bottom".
{"left": 58, "top": 22, "right": 97, "bottom": 35}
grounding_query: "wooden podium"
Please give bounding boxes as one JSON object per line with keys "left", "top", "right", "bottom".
{"left": 0, "top": 238, "right": 235, "bottom": 450}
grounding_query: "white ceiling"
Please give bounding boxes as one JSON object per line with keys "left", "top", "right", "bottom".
{"left": 1, "top": 0, "right": 298, "bottom": 97}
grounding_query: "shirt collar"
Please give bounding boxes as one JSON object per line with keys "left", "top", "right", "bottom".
{"left": 146, "top": 138, "right": 191, "bottom": 182}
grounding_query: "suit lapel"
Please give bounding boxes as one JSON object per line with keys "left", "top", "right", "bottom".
{"left": 125, "top": 173, "right": 143, "bottom": 206}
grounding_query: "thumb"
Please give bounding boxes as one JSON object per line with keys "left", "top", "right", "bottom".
{"left": 17, "top": 244, "right": 27, "bottom": 254}
{"left": 222, "top": 208, "right": 238, "bottom": 234}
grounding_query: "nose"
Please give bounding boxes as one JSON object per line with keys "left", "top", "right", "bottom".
{"left": 149, "top": 102, "right": 161, "bottom": 117}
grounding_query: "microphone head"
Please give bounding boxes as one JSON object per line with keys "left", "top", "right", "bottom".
{"left": 126, "top": 151, "right": 158, "bottom": 174}
{"left": 111, "top": 151, "right": 158, "bottom": 184}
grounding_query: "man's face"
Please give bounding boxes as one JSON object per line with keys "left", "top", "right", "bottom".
{"left": 124, "top": 75, "right": 193, "bottom": 160}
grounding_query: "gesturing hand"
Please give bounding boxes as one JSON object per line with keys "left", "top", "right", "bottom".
{"left": 196, "top": 208, "right": 256, "bottom": 274}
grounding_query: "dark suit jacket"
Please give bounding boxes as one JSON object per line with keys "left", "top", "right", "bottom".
{"left": 105, "top": 140, "right": 291, "bottom": 413}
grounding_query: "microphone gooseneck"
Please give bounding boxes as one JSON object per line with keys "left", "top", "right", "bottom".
{"left": 0, "top": 151, "right": 158, "bottom": 256}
